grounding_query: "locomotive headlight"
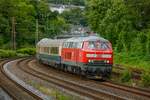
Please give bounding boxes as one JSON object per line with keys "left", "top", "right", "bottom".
{"left": 106, "top": 60, "right": 110, "bottom": 63}
{"left": 101, "top": 54, "right": 112, "bottom": 58}
{"left": 88, "top": 60, "right": 94, "bottom": 63}
{"left": 86, "top": 54, "right": 97, "bottom": 58}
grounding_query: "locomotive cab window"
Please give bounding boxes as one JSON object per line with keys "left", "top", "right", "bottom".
{"left": 88, "top": 41, "right": 110, "bottom": 50}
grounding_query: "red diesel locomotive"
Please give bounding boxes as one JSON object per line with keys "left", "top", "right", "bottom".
{"left": 36, "top": 34, "right": 113, "bottom": 79}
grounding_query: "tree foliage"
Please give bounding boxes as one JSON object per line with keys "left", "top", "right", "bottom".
{"left": 48, "top": 0, "right": 85, "bottom": 6}
{"left": 61, "top": 8, "right": 87, "bottom": 26}
{"left": 85, "top": 0, "right": 150, "bottom": 56}
{"left": 0, "top": 0, "right": 69, "bottom": 49}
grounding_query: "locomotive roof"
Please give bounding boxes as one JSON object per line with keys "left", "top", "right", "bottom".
{"left": 65, "top": 35, "right": 108, "bottom": 42}
{"left": 37, "top": 38, "right": 66, "bottom": 47}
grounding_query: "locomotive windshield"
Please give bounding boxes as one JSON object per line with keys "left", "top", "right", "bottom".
{"left": 88, "top": 41, "right": 111, "bottom": 50}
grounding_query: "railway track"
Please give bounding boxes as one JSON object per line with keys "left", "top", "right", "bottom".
{"left": 101, "top": 81, "right": 150, "bottom": 98}
{"left": 0, "top": 58, "right": 42, "bottom": 100}
{"left": 1, "top": 58, "right": 149, "bottom": 100}
{"left": 18, "top": 58, "right": 125, "bottom": 100}
{"left": 18, "top": 58, "right": 150, "bottom": 100}
{"left": 113, "top": 64, "right": 142, "bottom": 79}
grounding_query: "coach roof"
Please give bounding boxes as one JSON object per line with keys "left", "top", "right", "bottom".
{"left": 37, "top": 38, "right": 66, "bottom": 47}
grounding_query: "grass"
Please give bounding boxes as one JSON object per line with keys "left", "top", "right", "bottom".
{"left": 120, "top": 70, "right": 132, "bottom": 83}
{"left": 113, "top": 52, "right": 150, "bottom": 88}
{"left": 114, "top": 52, "right": 150, "bottom": 71}
{"left": 28, "top": 81, "right": 78, "bottom": 100}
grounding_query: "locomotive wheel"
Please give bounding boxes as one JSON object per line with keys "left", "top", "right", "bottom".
{"left": 76, "top": 67, "right": 81, "bottom": 75}
{"left": 72, "top": 67, "right": 75, "bottom": 73}
{"left": 64, "top": 65, "right": 68, "bottom": 72}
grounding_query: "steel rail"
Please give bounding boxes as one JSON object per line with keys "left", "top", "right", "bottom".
{"left": 0, "top": 58, "right": 42, "bottom": 100}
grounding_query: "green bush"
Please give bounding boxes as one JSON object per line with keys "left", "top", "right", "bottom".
{"left": 121, "top": 70, "right": 132, "bottom": 82}
{"left": 0, "top": 48, "right": 36, "bottom": 58}
{"left": 0, "top": 49, "right": 17, "bottom": 58}
{"left": 141, "top": 72, "right": 150, "bottom": 87}
{"left": 17, "top": 48, "right": 36, "bottom": 55}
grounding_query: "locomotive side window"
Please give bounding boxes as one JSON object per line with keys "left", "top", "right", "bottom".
{"left": 72, "top": 42, "right": 78, "bottom": 48}
{"left": 66, "top": 42, "right": 70, "bottom": 48}
{"left": 77, "top": 42, "right": 83, "bottom": 48}
{"left": 63, "top": 43, "right": 66, "bottom": 48}
{"left": 69, "top": 42, "right": 72, "bottom": 48}
{"left": 63, "top": 42, "right": 82, "bottom": 48}
{"left": 63, "top": 42, "right": 72, "bottom": 48}
{"left": 63, "top": 42, "right": 67, "bottom": 48}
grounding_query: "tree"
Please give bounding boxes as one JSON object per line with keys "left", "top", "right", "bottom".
{"left": 85, "top": 0, "right": 150, "bottom": 55}
{"left": 61, "top": 8, "right": 87, "bottom": 26}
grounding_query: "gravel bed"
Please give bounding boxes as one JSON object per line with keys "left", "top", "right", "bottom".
{"left": 0, "top": 87, "right": 12, "bottom": 100}
{"left": 3, "top": 60, "right": 50, "bottom": 100}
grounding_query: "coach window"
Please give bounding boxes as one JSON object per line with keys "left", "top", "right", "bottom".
{"left": 41, "top": 47, "right": 42, "bottom": 53}
{"left": 47, "top": 47, "right": 49, "bottom": 53}
{"left": 43, "top": 47, "right": 46, "bottom": 53}
{"left": 51, "top": 47, "right": 59, "bottom": 55}
{"left": 48, "top": 47, "right": 51, "bottom": 54}
{"left": 40, "top": 47, "right": 42, "bottom": 53}
{"left": 45, "top": 47, "right": 47, "bottom": 53}
{"left": 46, "top": 47, "right": 49, "bottom": 53}
{"left": 42, "top": 47, "right": 44, "bottom": 53}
